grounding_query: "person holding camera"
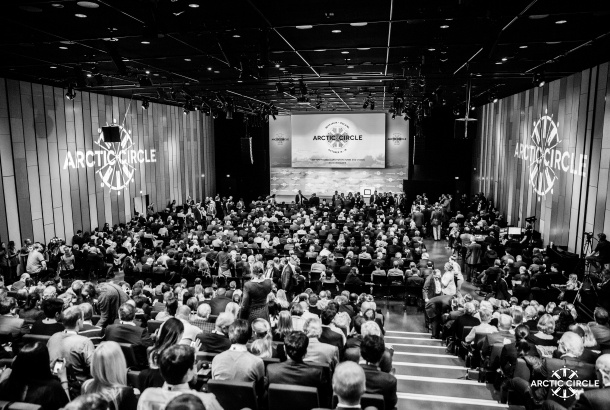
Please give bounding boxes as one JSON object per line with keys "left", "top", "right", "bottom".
{"left": 586, "top": 233, "right": 610, "bottom": 271}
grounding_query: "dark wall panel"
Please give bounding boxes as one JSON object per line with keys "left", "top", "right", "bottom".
{"left": 472, "top": 62, "right": 610, "bottom": 254}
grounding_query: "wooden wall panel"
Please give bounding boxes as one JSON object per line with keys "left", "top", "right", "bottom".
{"left": 0, "top": 78, "right": 215, "bottom": 245}
{"left": 472, "top": 61, "right": 610, "bottom": 254}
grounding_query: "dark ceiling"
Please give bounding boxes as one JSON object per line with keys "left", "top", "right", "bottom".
{"left": 1, "top": 0, "right": 610, "bottom": 117}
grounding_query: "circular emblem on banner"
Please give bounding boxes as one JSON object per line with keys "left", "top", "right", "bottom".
{"left": 272, "top": 132, "right": 288, "bottom": 146}
{"left": 529, "top": 111, "right": 559, "bottom": 196}
{"left": 95, "top": 125, "right": 136, "bottom": 191}
{"left": 550, "top": 366, "right": 578, "bottom": 400}
{"left": 326, "top": 125, "right": 350, "bottom": 153}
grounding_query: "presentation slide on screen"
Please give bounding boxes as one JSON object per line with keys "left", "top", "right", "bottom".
{"left": 291, "top": 113, "right": 386, "bottom": 168}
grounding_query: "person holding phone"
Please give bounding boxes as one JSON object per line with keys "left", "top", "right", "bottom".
{"left": 0, "top": 342, "right": 69, "bottom": 409}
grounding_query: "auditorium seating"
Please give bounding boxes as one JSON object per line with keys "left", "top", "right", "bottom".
{"left": 207, "top": 380, "right": 258, "bottom": 410}
{"left": 268, "top": 384, "right": 319, "bottom": 410}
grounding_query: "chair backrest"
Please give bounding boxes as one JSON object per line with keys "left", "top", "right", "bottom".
{"left": 269, "top": 383, "right": 319, "bottom": 410}
{"left": 460, "top": 326, "right": 473, "bottom": 342}
{"left": 21, "top": 334, "right": 51, "bottom": 345}
{"left": 332, "top": 393, "right": 384, "bottom": 410}
{"left": 126, "top": 370, "right": 141, "bottom": 391}
{"left": 207, "top": 380, "right": 258, "bottom": 410}
{"left": 488, "top": 343, "right": 504, "bottom": 369}
{"left": 196, "top": 352, "right": 218, "bottom": 363}
{"left": 513, "top": 358, "right": 530, "bottom": 380}
{"left": 118, "top": 343, "right": 141, "bottom": 369}
{"left": 147, "top": 320, "right": 163, "bottom": 335}
{"left": 0, "top": 402, "right": 42, "bottom": 410}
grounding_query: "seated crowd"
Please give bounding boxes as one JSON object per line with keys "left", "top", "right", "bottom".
{"left": 430, "top": 192, "right": 610, "bottom": 410}
{"left": 0, "top": 190, "right": 449, "bottom": 410}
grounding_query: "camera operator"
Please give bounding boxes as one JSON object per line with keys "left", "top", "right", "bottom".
{"left": 586, "top": 233, "right": 610, "bottom": 271}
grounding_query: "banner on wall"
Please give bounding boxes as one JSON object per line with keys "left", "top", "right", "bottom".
{"left": 291, "top": 113, "right": 386, "bottom": 168}
{"left": 63, "top": 124, "right": 157, "bottom": 191}
{"left": 514, "top": 110, "right": 587, "bottom": 196}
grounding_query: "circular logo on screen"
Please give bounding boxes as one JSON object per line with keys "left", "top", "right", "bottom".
{"left": 272, "top": 132, "right": 289, "bottom": 146}
{"left": 326, "top": 125, "right": 350, "bottom": 153}
{"left": 550, "top": 367, "right": 579, "bottom": 400}
{"left": 529, "top": 111, "right": 559, "bottom": 196}
{"left": 95, "top": 125, "right": 136, "bottom": 191}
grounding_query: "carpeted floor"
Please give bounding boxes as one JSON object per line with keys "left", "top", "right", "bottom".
{"left": 381, "top": 239, "right": 522, "bottom": 410}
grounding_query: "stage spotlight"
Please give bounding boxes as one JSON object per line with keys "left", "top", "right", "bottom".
{"left": 298, "top": 79, "right": 307, "bottom": 95}
{"left": 142, "top": 99, "right": 149, "bottom": 110}
{"left": 65, "top": 85, "right": 76, "bottom": 100}
{"left": 533, "top": 72, "right": 545, "bottom": 87}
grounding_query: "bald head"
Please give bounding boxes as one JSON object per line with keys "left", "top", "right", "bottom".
{"left": 176, "top": 305, "right": 191, "bottom": 320}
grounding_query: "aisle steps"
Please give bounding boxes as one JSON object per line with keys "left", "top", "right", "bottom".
{"left": 385, "top": 331, "right": 516, "bottom": 410}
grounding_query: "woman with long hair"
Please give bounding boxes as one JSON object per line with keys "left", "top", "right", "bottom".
{"left": 139, "top": 318, "right": 184, "bottom": 389}
{"left": 249, "top": 319, "right": 274, "bottom": 358}
{"left": 273, "top": 310, "right": 293, "bottom": 342}
{"left": 275, "top": 289, "right": 290, "bottom": 310}
{"left": 241, "top": 266, "right": 273, "bottom": 323}
{"left": 81, "top": 342, "right": 137, "bottom": 410}
{"left": 0, "top": 342, "right": 69, "bottom": 410}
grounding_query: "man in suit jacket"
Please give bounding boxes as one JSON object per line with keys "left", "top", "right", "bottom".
{"left": 464, "top": 240, "right": 482, "bottom": 281}
{"left": 303, "top": 318, "right": 339, "bottom": 368}
{"left": 589, "top": 307, "right": 610, "bottom": 347}
{"left": 267, "top": 331, "right": 328, "bottom": 392}
{"left": 103, "top": 303, "right": 152, "bottom": 366}
{"left": 448, "top": 302, "right": 480, "bottom": 340}
{"left": 320, "top": 308, "right": 345, "bottom": 355}
{"left": 481, "top": 314, "right": 515, "bottom": 358}
{"left": 360, "top": 335, "right": 397, "bottom": 410}
{"left": 196, "top": 312, "right": 233, "bottom": 353}
{"left": 208, "top": 288, "right": 232, "bottom": 316}
{"left": 295, "top": 190, "right": 307, "bottom": 206}
{"left": 333, "top": 361, "right": 368, "bottom": 410}
{"left": 0, "top": 297, "right": 29, "bottom": 339}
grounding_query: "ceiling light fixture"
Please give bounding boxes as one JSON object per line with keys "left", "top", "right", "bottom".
{"left": 207, "top": 67, "right": 212, "bottom": 71}
{"left": 59, "top": 46, "right": 68, "bottom": 50}
{"left": 76, "top": 1, "right": 99, "bottom": 8}
{"left": 314, "top": 49, "right": 326, "bottom": 52}
{"left": 555, "top": 20, "right": 567, "bottom": 24}
{"left": 275, "top": 63, "right": 280, "bottom": 68}
{"left": 501, "top": 57, "right": 508, "bottom": 61}
{"left": 519, "top": 45, "right": 528, "bottom": 49}
{"left": 86, "top": 73, "right": 92, "bottom": 77}
{"left": 51, "top": 3, "right": 63, "bottom": 7}
{"left": 341, "top": 51, "right": 349, "bottom": 54}
{"left": 533, "top": 72, "right": 545, "bottom": 87}
{"left": 350, "top": 22, "right": 368, "bottom": 27}
{"left": 428, "top": 48, "right": 436, "bottom": 51}
{"left": 332, "top": 29, "right": 342, "bottom": 33}
{"left": 495, "top": 61, "right": 503, "bottom": 64}
{"left": 75, "top": 13, "right": 87, "bottom": 18}
{"left": 440, "top": 25, "right": 449, "bottom": 29}
{"left": 233, "top": 34, "right": 240, "bottom": 38}
{"left": 145, "top": 70, "right": 150, "bottom": 74}
{"left": 296, "top": 25, "right": 313, "bottom": 29}
{"left": 189, "top": 3, "right": 200, "bottom": 7}
{"left": 50, "top": 66, "right": 57, "bottom": 69}
{"left": 184, "top": 58, "right": 191, "bottom": 61}
{"left": 141, "top": 41, "right": 150, "bottom": 44}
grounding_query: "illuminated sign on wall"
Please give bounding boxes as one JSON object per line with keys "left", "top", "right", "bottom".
{"left": 63, "top": 125, "right": 156, "bottom": 191}
{"left": 514, "top": 111, "right": 587, "bottom": 196}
